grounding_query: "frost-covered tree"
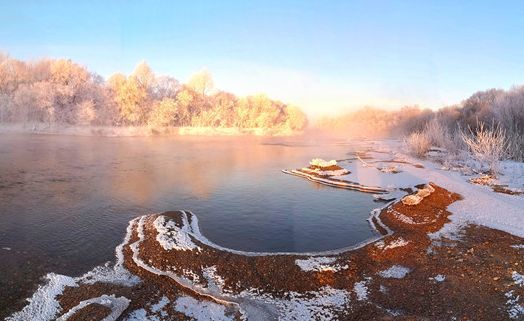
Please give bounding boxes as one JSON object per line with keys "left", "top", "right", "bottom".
{"left": 0, "top": 55, "right": 308, "bottom": 132}
{"left": 187, "top": 69, "right": 214, "bottom": 97}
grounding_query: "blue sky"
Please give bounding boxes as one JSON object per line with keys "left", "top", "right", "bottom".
{"left": 1, "top": 1, "right": 523, "bottom": 116}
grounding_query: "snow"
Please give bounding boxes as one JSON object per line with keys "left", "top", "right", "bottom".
{"left": 295, "top": 257, "right": 349, "bottom": 272}
{"left": 6, "top": 215, "right": 141, "bottom": 321}
{"left": 370, "top": 140, "right": 524, "bottom": 238}
{"left": 276, "top": 287, "right": 350, "bottom": 321}
{"left": 512, "top": 271, "right": 524, "bottom": 287}
{"left": 153, "top": 215, "right": 201, "bottom": 251}
{"left": 511, "top": 244, "right": 524, "bottom": 249}
{"left": 309, "top": 158, "right": 338, "bottom": 168}
{"left": 78, "top": 264, "right": 140, "bottom": 286}
{"left": 375, "top": 237, "right": 410, "bottom": 250}
{"left": 202, "top": 266, "right": 226, "bottom": 292}
{"left": 401, "top": 184, "right": 434, "bottom": 206}
{"left": 336, "top": 156, "right": 426, "bottom": 190}
{"left": 353, "top": 279, "right": 370, "bottom": 301}
{"left": 175, "top": 296, "right": 235, "bottom": 321}
{"left": 498, "top": 161, "right": 524, "bottom": 192}
{"left": 430, "top": 274, "right": 446, "bottom": 282}
{"left": 378, "top": 265, "right": 411, "bottom": 279}
{"left": 151, "top": 296, "right": 170, "bottom": 313}
{"left": 301, "top": 167, "right": 350, "bottom": 177}
{"left": 505, "top": 291, "right": 524, "bottom": 319}
{"left": 6, "top": 273, "right": 78, "bottom": 321}
{"left": 56, "top": 295, "right": 130, "bottom": 321}
{"left": 124, "top": 309, "right": 160, "bottom": 321}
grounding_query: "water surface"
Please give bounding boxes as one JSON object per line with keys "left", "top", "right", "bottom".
{"left": 0, "top": 134, "right": 377, "bottom": 317}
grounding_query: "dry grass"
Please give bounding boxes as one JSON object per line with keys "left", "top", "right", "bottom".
{"left": 406, "top": 132, "right": 431, "bottom": 157}
{"left": 461, "top": 122, "right": 507, "bottom": 175}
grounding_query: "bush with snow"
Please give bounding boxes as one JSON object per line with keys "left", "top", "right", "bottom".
{"left": 424, "top": 119, "right": 455, "bottom": 151}
{"left": 405, "top": 132, "right": 431, "bottom": 157}
{"left": 461, "top": 122, "right": 507, "bottom": 175}
{"left": 309, "top": 158, "right": 338, "bottom": 168}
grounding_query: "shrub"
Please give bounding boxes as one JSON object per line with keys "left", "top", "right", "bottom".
{"left": 424, "top": 118, "right": 455, "bottom": 152}
{"left": 460, "top": 122, "right": 507, "bottom": 175}
{"left": 406, "top": 131, "right": 431, "bottom": 158}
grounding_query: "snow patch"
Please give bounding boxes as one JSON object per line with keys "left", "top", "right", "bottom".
{"left": 277, "top": 287, "right": 350, "bottom": 321}
{"left": 512, "top": 271, "right": 524, "bottom": 287}
{"left": 124, "top": 309, "right": 160, "bottom": 321}
{"left": 353, "top": 279, "right": 370, "bottom": 301}
{"left": 295, "top": 257, "right": 348, "bottom": 272}
{"left": 202, "top": 266, "right": 226, "bottom": 292}
{"left": 150, "top": 296, "right": 170, "bottom": 317}
{"left": 309, "top": 159, "right": 338, "bottom": 168}
{"left": 6, "top": 273, "right": 78, "bottom": 321}
{"left": 301, "top": 167, "right": 350, "bottom": 177}
{"left": 375, "top": 237, "right": 410, "bottom": 250}
{"left": 153, "top": 215, "right": 201, "bottom": 251}
{"left": 56, "top": 295, "right": 130, "bottom": 321}
{"left": 430, "top": 274, "right": 446, "bottom": 282}
{"left": 378, "top": 265, "right": 411, "bottom": 279}
{"left": 401, "top": 184, "right": 435, "bottom": 206}
{"left": 505, "top": 290, "right": 524, "bottom": 319}
{"left": 175, "top": 296, "right": 234, "bottom": 321}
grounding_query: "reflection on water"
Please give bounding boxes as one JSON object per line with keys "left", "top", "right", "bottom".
{"left": 0, "top": 134, "right": 377, "bottom": 317}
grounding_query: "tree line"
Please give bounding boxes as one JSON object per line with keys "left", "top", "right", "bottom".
{"left": 0, "top": 54, "right": 307, "bottom": 131}
{"left": 317, "top": 86, "right": 524, "bottom": 161}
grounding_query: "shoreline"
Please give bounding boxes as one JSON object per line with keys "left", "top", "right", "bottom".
{"left": 0, "top": 124, "right": 302, "bottom": 137}
{"left": 5, "top": 141, "right": 524, "bottom": 320}
{"left": 9, "top": 185, "right": 523, "bottom": 320}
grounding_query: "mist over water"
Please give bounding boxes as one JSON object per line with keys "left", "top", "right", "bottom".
{"left": 0, "top": 133, "right": 377, "bottom": 317}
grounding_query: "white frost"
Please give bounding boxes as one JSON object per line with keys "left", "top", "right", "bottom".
{"left": 430, "top": 274, "right": 446, "bottom": 282}
{"left": 375, "top": 237, "right": 410, "bottom": 250}
{"left": 153, "top": 215, "right": 201, "bottom": 251}
{"left": 512, "top": 271, "right": 524, "bottom": 287}
{"left": 378, "top": 265, "right": 411, "bottom": 279}
{"left": 301, "top": 167, "right": 350, "bottom": 177}
{"left": 295, "top": 257, "right": 348, "bottom": 272}
{"left": 309, "top": 158, "right": 338, "bottom": 168}
{"left": 277, "top": 287, "right": 350, "bottom": 321}
{"left": 6, "top": 273, "right": 78, "bottom": 321}
{"left": 353, "top": 279, "right": 369, "bottom": 301}
{"left": 401, "top": 184, "right": 435, "bottom": 206}
{"left": 505, "top": 290, "right": 524, "bottom": 319}
{"left": 56, "top": 295, "right": 130, "bottom": 321}
{"left": 175, "top": 296, "right": 234, "bottom": 321}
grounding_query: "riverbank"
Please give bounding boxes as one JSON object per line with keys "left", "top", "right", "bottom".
{"left": 0, "top": 124, "right": 300, "bottom": 137}
{"left": 6, "top": 140, "right": 524, "bottom": 320}
{"left": 9, "top": 188, "right": 523, "bottom": 320}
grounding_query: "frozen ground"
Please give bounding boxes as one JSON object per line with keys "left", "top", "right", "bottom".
{"left": 367, "top": 140, "right": 524, "bottom": 238}
{"left": 6, "top": 139, "right": 523, "bottom": 321}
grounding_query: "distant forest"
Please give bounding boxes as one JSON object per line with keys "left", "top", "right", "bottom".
{"left": 0, "top": 54, "right": 307, "bottom": 131}
{"left": 318, "top": 87, "right": 524, "bottom": 160}
{"left": 318, "top": 87, "right": 524, "bottom": 138}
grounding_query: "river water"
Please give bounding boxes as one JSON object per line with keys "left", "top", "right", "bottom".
{"left": 0, "top": 133, "right": 378, "bottom": 317}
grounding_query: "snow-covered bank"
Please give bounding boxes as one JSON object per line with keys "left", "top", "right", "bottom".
{"left": 364, "top": 140, "right": 524, "bottom": 238}
{"left": 285, "top": 140, "right": 523, "bottom": 239}
{"left": 6, "top": 139, "right": 524, "bottom": 320}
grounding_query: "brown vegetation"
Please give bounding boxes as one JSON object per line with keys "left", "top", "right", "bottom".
{"left": 46, "top": 184, "right": 523, "bottom": 320}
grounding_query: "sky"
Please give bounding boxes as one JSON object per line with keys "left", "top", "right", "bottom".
{"left": 1, "top": 1, "right": 523, "bottom": 117}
